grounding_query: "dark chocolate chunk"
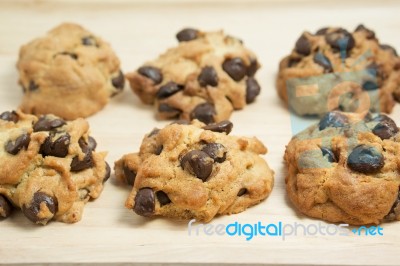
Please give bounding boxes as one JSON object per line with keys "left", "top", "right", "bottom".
{"left": 155, "top": 145, "right": 163, "bottom": 155}
{"left": 319, "top": 111, "right": 349, "bottom": 130}
{"left": 138, "top": 66, "right": 163, "bottom": 85}
{"left": 33, "top": 116, "right": 66, "bottom": 132}
{"left": 315, "top": 27, "right": 328, "bottom": 35}
{"left": 295, "top": 34, "right": 311, "bottom": 55}
{"left": 112, "top": 70, "right": 125, "bottom": 90}
{"left": 222, "top": 57, "right": 247, "bottom": 81}
{"left": 134, "top": 188, "right": 155, "bottom": 217}
{"left": 176, "top": 28, "right": 199, "bottom": 42}
{"left": 22, "top": 192, "right": 58, "bottom": 224}
{"left": 325, "top": 28, "right": 355, "bottom": 52}
{"left": 247, "top": 58, "right": 258, "bottom": 77}
{"left": 347, "top": 145, "right": 384, "bottom": 174}
{"left": 156, "top": 191, "right": 171, "bottom": 206}
{"left": 40, "top": 133, "right": 70, "bottom": 158}
{"left": 5, "top": 133, "right": 30, "bottom": 155}
{"left": 103, "top": 162, "right": 111, "bottom": 183}
{"left": 156, "top": 82, "right": 183, "bottom": 99}
{"left": 237, "top": 188, "right": 247, "bottom": 196}
{"left": 198, "top": 66, "right": 218, "bottom": 87}
{"left": 362, "top": 80, "right": 378, "bottom": 91}
{"left": 372, "top": 115, "right": 399, "bottom": 140}
{"left": 246, "top": 77, "right": 261, "bottom": 103}
{"left": 88, "top": 136, "right": 97, "bottom": 151}
{"left": 158, "top": 103, "right": 181, "bottom": 118}
{"left": 70, "top": 138, "right": 94, "bottom": 172}
{"left": 321, "top": 147, "right": 337, "bottom": 162}
{"left": 0, "top": 111, "right": 18, "bottom": 123}
{"left": 181, "top": 150, "right": 213, "bottom": 181}
{"left": 148, "top": 128, "right": 160, "bottom": 137}
{"left": 123, "top": 164, "right": 136, "bottom": 186}
{"left": 313, "top": 52, "right": 333, "bottom": 72}
{"left": 203, "top": 120, "right": 233, "bottom": 134}
{"left": 190, "top": 103, "right": 216, "bottom": 124}
{"left": 201, "top": 143, "right": 227, "bottom": 163}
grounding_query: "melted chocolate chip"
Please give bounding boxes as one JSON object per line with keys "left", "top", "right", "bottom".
{"left": 295, "top": 34, "right": 311, "bottom": 55}
{"left": 134, "top": 188, "right": 155, "bottom": 217}
{"left": 123, "top": 164, "right": 136, "bottom": 186}
{"left": 70, "top": 138, "right": 94, "bottom": 172}
{"left": 138, "top": 66, "right": 163, "bottom": 85}
{"left": 33, "top": 116, "right": 66, "bottom": 132}
{"left": 237, "top": 188, "right": 247, "bottom": 196}
{"left": 156, "top": 82, "right": 183, "bottom": 99}
{"left": 222, "top": 57, "right": 247, "bottom": 81}
{"left": 198, "top": 66, "right": 218, "bottom": 87}
{"left": 246, "top": 77, "right": 261, "bottom": 103}
{"left": 355, "top": 24, "right": 375, "bottom": 39}
{"left": 5, "top": 133, "right": 30, "bottom": 155}
{"left": 321, "top": 147, "right": 337, "bottom": 162}
{"left": 372, "top": 115, "right": 399, "bottom": 140}
{"left": 156, "top": 191, "right": 171, "bottom": 206}
{"left": 40, "top": 133, "right": 70, "bottom": 158}
{"left": 181, "top": 150, "right": 213, "bottom": 181}
{"left": 347, "top": 145, "right": 384, "bottom": 174}
{"left": 112, "top": 70, "right": 125, "bottom": 90}
{"left": 176, "top": 28, "right": 199, "bottom": 42}
{"left": 203, "top": 120, "right": 233, "bottom": 134}
{"left": 0, "top": 195, "right": 12, "bottom": 218}
{"left": 190, "top": 103, "right": 216, "bottom": 124}
{"left": 247, "top": 58, "right": 258, "bottom": 77}
{"left": 201, "top": 143, "right": 227, "bottom": 163}
{"left": 319, "top": 112, "right": 348, "bottom": 130}
{"left": 22, "top": 192, "right": 58, "bottom": 224}
{"left": 325, "top": 28, "right": 355, "bottom": 52}
{"left": 313, "top": 52, "right": 333, "bottom": 72}
{"left": 0, "top": 111, "right": 18, "bottom": 123}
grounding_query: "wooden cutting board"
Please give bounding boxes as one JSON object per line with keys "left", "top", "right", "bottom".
{"left": 0, "top": 1, "right": 399, "bottom": 265}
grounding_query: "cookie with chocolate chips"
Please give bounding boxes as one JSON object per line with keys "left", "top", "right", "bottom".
{"left": 284, "top": 111, "right": 400, "bottom": 225}
{"left": 0, "top": 110, "right": 110, "bottom": 225}
{"left": 17, "top": 23, "right": 125, "bottom": 120}
{"left": 126, "top": 28, "right": 261, "bottom": 123}
{"left": 277, "top": 25, "right": 400, "bottom": 116}
{"left": 114, "top": 120, "right": 274, "bottom": 222}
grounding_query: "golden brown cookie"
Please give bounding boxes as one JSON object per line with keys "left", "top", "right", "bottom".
{"left": 285, "top": 111, "right": 400, "bottom": 225}
{"left": 17, "top": 23, "right": 124, "bottom": 120}
{"left": 126, "top": 28, "right": 261, "bottom": 123}
{"left": 277, "top": 25, "right": 400, "bottom": 116}
{"left": 115, "top": 120, "right": 274, "bottom": 222}
{"left": 0, "top": 110, "right": 110, "bottom": 225}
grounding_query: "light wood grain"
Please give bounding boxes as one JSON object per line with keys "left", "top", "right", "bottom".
{"left": 0, "top": 1, "right": 400, "bottom": 265}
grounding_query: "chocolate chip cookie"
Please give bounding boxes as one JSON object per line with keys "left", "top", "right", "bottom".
{"left": 114, "top": 120, "right": 274, "bottom": 222}
{"left": 0, "top": 110, "right": 110, "bottom": 225}
{"left": 277, "top": 25, "right": 400, "bottom": 116}
{"left": 126, "top": 28, "right": 261, "bottom": 123}
{"left": 17, "top": 23, "right": 124, "bottom": 120}
{"left": 285, "top": 111, "right": 400, "bottom": 225}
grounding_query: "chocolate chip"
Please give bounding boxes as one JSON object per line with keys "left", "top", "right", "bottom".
{"left": 372, "top": 115, "right": 399, "bottom": 140}
{"left": 155, "top": 145, "right": 163, "bottom": 155}
{"left": 156, "top": 191, "right": 171, "bottom": 206}
{"left": 321, "top": 147, "right": 337, "bottom": 162}
{"left": 29, "top": 81, "right": 39, "bottom": 91}
{"left": 246, "top": 77, "right": 261, "bottom": 103}
{"left": 237, "top": 188, "right": 247, "bottom": 196}
{"left": 295, "top": 34, "right": 311, "bottom": 56}
{"left": 201, "top": 143, "right": 227, "bottom": 163}
{"left": 148, "top": 128, "right": 160, "bottom": 137}
{"left": 362, "top": 80, "right": 378, "bottom": 91}
{"left": 123, "top": 164, "right": 136, "bottom": 186}
{"left": 176, "top": 28, "right": 199, "bottom": 42}
{"left": 315, "top": 27, "right": 328, "bottom": 35}
{"left": 287, "top": 58, "right": 301, "bottom": 68}
{"left": 70, "top": 138, "right": 94, "bottom": 172}
{"left": 313, "top": 52, "right": 333, "bottom": 72}
{"left": 380, "top": 44, "right": 398, "bottom": 57}
{"left": 111, "top": 70, "right": 125, "bottom": 90}
{"left": 222, "top": 58, "right": 247, "bottom": 81}
{"left": 181, "top": 150, "right": 213, "bottom": 181}
{"left": 247, "top": 58, "right": 258, "bottom": 77}
{"left": 82, "top": 36, "right": 97, "bottom": 46}
{"left": 325, "top": 28, "right": 355, "bottom": 52}
{"left": 355, "top": 24, "right": 375, "bottom": 39}
{"left": 134, "top": 188, "right": 155, "bottom": 217}
{"left": 156, "top": 82, "right": 183, "bottom": 99}
{"left": 22, "top": 192, "right": 58, "bottom": 224}
{"left": 158, "top": 103, "right": 181, "bottom": 118}
{"left": 88, "top": 136, "right": 97, "bottom": 151}
{"left": 347, "top": 145, "right": 384, "bottom": 174}
{"left": 0, "top": 111, "right": 18, "bottom": 123}
{"left": 198, "top": 66, "right": 218, "bottom": 87}
{"left": 40, "top": 133, "right": 70, "bottom": 158}
{"left": 103, "top": 162, "right": 111, "bottom": 183}
{"left": 58, "top": 52, "right": 78, "bottom": 60}
{"left": 203, "top": 120, "right": 233, "bottom": 134}
{"left": 33, "top": 116, "right": 66, "bottom": 132}
{"left": 190, "top": 103, "right": 215, "bottom": 124}
{"left": 138, "top": 66, "right": 163, "bottom": 85}
{"left": 5, "top": 133, "right": 30, "bottom": 155}
{"left": 319, "top": 111, "right": 349, "bottom": 130}
{"left": 0, "top": 195, "right": 12, "bottom": 218}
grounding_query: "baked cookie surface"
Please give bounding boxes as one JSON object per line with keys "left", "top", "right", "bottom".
{"left": 285, "top": 111, "right": 400, "bottom": 225}
{"left": 0, "top": 110, "right": 110, "bottom": 225}
{"left": 17, "top": 23, "right": 124, "bottom": 120}
{"left": 277, "top": 25, "right": 400, "bottom": 116}
{"left": 115, "top": 120, "right": 274, "bottom": 222}
{"left": 126, "top": 28, "right": 261, "bottom": 124}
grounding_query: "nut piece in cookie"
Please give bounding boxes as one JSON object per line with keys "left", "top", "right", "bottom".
{"left": 277, "top": 25, "right": 400, "bottom": 116}
{"left": 115, "top": 120, "right": 274, "bottom": 222}
{"left": 284, "top": 111, "right": 400, "bottom": 225}
{"left": 126, "top": 28, "right": 262, "bottom": 123}
{"left": 17, "top": 23, "right": 124, "bottom": 120}
{"left": 0, "top": 110, "right": 110, "bottom": 225}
